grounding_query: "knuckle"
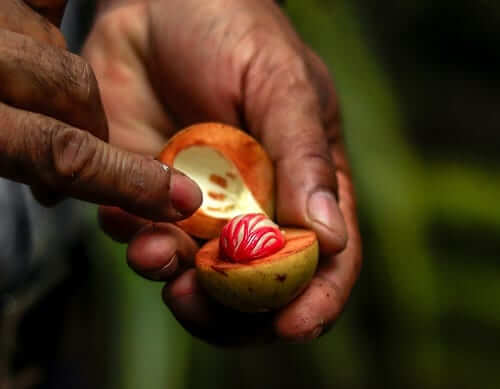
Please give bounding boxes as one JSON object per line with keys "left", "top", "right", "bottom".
{"left": 122, "top": 156, "right": 164, "bottom": 205}
{"left": 46, "top": 24, "right": 67, "bottom": 49}
{"left": 242, "top": 30, "right": 311, "bottom": 93}
{"left": 287, "top": 134, "right": 333, "bottom": 165}
{"left": 305, "top": 49, "right": 339, "bottom": 122}
{"left": 299, "top": 148, "right": 334, "bottom": 167}
{"left": 54, "top": 52, "right": 98, "bottom": 107}
{"left": 21, "top": 116, "right": 63, "bottom": 177}
{"left": 69, "top": 57, "right": 98, "bottom": 104}
{"left": 50, "top": 126, "right": 98, "bottom": 186}
{"left": 267, "top": 49, "right": 311, "bottom": 93}
{"left": 123, "top": 156, "right": 148, "bottom": 197}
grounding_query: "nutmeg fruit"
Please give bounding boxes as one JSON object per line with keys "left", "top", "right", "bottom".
{"left": 158, "top": 122, "right": 274, "bottom": 240}
{"left": 197, "top": 217, "right": 318, "bottom": 312}
{"left": 159, "top": 123, "right": 318, "bottom": 312}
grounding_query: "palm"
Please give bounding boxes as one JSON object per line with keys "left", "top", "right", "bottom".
{"left": 84, "top": 0, "right": 261, "bottom": 156}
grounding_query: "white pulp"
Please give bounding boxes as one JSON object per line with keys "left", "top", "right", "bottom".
{"left": 173, "top": 146, "right": 266, "bottom": 219}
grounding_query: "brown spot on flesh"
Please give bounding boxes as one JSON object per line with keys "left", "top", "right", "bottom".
{"left": 211, "top": 266, "right": 228, "bottom": 276}
{"left": 208, "top": 191, "right": 226, "bottom": 201}
{"left": 209, "top": 174, "right": 227, "bottom": 188}
{"left": 275, "top": 274, "right": 287, "bottom": 282}
{"left": 207, "top": 204, "right": 235, "bottom": 212}
{"left": 226, "top": 172, "right": 236, "bottom": 179}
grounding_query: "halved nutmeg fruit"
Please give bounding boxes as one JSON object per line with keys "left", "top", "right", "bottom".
{"left": 158, "top": 122, "right": 274, "bottom": 240}
{"left": 159, "top": 123, "right": 319, "bottom": 312}
{"left": 197, "top": 215, "right": 318, "bottom": 312}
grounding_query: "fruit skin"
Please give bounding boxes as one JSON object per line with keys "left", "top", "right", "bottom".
{"left": 196, "top": 229, "right": 319, "bottom": 312}
{"left": 158, "top": 123, "right": 274, "bottom": 239}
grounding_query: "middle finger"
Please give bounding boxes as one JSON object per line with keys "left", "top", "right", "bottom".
{"left": 127, "top": 222, "right": 200, "bottom": 281}
{"left": 0, "top": 28, "right": 108, "bottom": 140}
{"left": 0, "top": 0, "right": 66, "bottom": 47}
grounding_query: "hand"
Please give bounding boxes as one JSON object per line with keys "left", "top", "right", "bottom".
{"left": 86, "top": 0, "right": 362, "bottom": 344}
{"left": 0, "top": 0, "right": 201, "bottom": 220}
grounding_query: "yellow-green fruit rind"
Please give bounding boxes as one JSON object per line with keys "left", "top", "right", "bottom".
{"left": 196, "top": 230, "right": 319, "bottom": 312}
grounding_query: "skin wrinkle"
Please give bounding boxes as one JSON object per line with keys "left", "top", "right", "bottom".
{"left": 304, "top": 48, "right": 337, "bottom": 118}
{"left": 19, "top": 112, "right": 56, "bottom": 185}
{"left": 79, "top": 60, "right": 94, "bottom": 114}
{"left": 272, "top": 133, "right": 336, "bottom": 186}
{"left": 234, "top": 25, "right": 266, "bottom": 130}
{"left": 214, "top": 6, "right": 266, "bottom": 112}
{"left": 74, "top": 134, "right": 102, "bottom": 192}
{"left": 124, "top": 157, "right": 175, "bottom": 218}
{"left": 88, "top": 6, "right": 168, "bottom": 143}
{"left": 127, "top": 6, "right": 178, "bottom": 136}
{"left": 121, "top": 152, "right": 148, "bottom": 200}
{"left": 28, "top": 116, "right": 54, "bottom": 176}
{"left": 201, "top": 5, "right": 238, "bottom": 123}
{"left": 214, "top": 13, "right": 247, "bottom": 123}
{"left": 52, "top": 129, "right": 98, "bottom": 187}
{"left": 105, "top": 142, "right": 132, "bottom": 202}
{"left": 325, "top": 116, "right": 342, "bottom": 146}
{"left": 247, "top": 49, "right": 315, "bottom": 143}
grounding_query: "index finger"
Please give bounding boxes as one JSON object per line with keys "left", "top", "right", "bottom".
{"left": 0, "top": 103, "right": 202, "bottom": 221}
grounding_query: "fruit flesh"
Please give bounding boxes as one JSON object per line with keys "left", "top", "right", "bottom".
{"left": 196, "top": 229, "right": 318, "bottom": 312}
{"left": 173, "top": 146, "right": 267, "bottom": 219}
{"left": 158, "top": 123, "right": 274, "bottom": 239}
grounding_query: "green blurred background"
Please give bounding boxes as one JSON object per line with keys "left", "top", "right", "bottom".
{"left": 56, "top": 0, "right": 500, "bottom": 388}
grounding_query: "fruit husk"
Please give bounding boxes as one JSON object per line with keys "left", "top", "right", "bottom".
{"left": 196, "top": 229, "right": 319, "bottom": 312}
{"left": 158, "top": 122, "right": 274, "bottom": 239}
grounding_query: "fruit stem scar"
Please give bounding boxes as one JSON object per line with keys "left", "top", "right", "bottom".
{"left": 209, "top": 174, "right": 228, "bottom": 188}
{"left": 275, "top": 274, "right": 287, "bottom": 282}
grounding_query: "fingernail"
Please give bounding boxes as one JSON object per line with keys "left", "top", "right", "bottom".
{"left": 310, "top": 325, "right": 323, "bottom": 339}
{"left": 307, "top": 190, "right": 347, "bottom": 244}
{"left": 147, "top": 254, "right": 178, "bottom": 281}
{"left": 291, "top": 326, "right": 324, "bottom": 344}
{"left": 170, "top": 172, "right": 203, "bottom": 215}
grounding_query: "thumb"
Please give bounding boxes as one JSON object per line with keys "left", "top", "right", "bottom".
{"left": 0, "top": 104, "right": 202, "bottom": 221}
{"left": 245, "top": 59, "right": 347, "bottom": 254}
